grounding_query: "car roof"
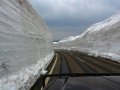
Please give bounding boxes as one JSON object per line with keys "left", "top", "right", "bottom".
{"left": 43, "top": 76, "right": 120, "bottom": 90}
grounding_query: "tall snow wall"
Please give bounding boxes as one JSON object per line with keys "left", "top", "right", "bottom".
{"left": 0, "top": 0, "right": 53, "bottom": 89}
{"left": 54, "top": 11, "right": 120, "bottom": 62}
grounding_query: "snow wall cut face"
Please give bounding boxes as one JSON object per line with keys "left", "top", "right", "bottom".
{"left": 0, "top": 0, "right": 53, "bottom": 80}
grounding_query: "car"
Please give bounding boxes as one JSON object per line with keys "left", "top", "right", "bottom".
{"left": 42, "top": 73, "right": 120, "bottom": 90}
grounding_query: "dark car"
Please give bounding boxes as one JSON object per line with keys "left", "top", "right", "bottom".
{"left": 43, "top": 73, "right": 120, "bottom": 90}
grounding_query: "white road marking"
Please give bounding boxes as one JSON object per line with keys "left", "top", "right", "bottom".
{"left": 45, "top": 53, "right": 58, "bottom": 85}
{"left": 76, "top": 57, "right": 84, "bottom": 62}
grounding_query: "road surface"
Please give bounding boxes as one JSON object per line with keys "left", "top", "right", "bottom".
{"left": 30, "top": 50, "right": 120, "bottom": 90}
{"left": 50, "top": 50, "right": 120, "bottom": 74}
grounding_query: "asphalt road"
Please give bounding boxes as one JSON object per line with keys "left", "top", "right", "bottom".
{"left": 30, "top": 50, "right": 120, "bottom": 90}
{"left": 53, "top": 50, "right": 120, "bottom": 74}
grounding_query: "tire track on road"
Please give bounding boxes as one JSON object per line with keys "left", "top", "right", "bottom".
{"left": 71, "top": 51, "right": 120, "bottom": 73}
{"left": 58, "top": 52, "right": 71, "bottom": 74}
{"left": 62, "top": 52, "right": 85, "bottom": 73}
{"left": 63, "top": 52, "right": 96, "bottom": 73}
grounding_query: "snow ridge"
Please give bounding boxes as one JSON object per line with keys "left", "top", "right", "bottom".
{"left": 54, "top": 11, "right": 120, "bottom": 62}
{"left": 59, "top": 11, "right": 120, "bottom": 43}
{"left": 59, "top": 36, "right": 80, "bottom": 43}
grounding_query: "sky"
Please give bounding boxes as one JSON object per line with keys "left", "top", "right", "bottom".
{"left": 29, "top": 0, "right": 120, "bottom": 41}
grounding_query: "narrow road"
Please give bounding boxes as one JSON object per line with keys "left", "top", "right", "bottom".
{"left": 30, "top": 50, "right": 120, "bottom": 90}
{"left": 55, "top": 50, "right": 120, "bottom": 74}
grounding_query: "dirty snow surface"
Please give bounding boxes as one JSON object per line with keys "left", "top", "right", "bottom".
{"left": 54, "top": 11, "right": 120, "bottom": 62}
{"left": 0, "top": 0, "right": 53, "bottom": 90}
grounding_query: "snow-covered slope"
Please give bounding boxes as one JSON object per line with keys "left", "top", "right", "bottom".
{"left": 58, "top": 36, "right": 80, "bottom": 43}
{"left": 0, "top": 0, "right": 53, "bottom": 90}
{"left": 54, "top": 11, "right": 120, "bottom": 62}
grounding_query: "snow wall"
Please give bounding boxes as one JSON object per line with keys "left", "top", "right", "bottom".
{"left": 0, "top": 0, "right": 53, "bottom": 89}
{"left": 54, "top": 11, "right": 120, "bottom": 62}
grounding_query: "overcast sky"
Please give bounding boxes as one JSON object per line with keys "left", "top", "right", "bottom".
{"left": 29, "top": 0, "right": 120, "bottom": 40}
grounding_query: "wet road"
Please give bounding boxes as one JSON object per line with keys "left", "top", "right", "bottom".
{"left": 30, "top": 50, "right": 120, "bottom": 90}
{"left": 54, "top": 50, "right": 120, "bottom": 74}
{"left": 60, "top": 55, "right": 70, "bottom": 73}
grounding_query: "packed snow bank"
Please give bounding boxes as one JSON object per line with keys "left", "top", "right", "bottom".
{"left": 0, "top": 0, "right": 53, "bottom": 90}
{"left": 58, "top": 36, "right": 80, "bottom": 43}
{"left": 54, "top": 11, "right": 120, "bottom": 62}
{"left": 0, "top": 53, "right": 54, "bottom": 90}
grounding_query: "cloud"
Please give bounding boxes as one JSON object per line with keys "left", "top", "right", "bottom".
{"left": 30, "top": 0, "right": 120, "bottom": 18}
{"left": 29, "top": 0, "right": 120, "bottom": 40}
